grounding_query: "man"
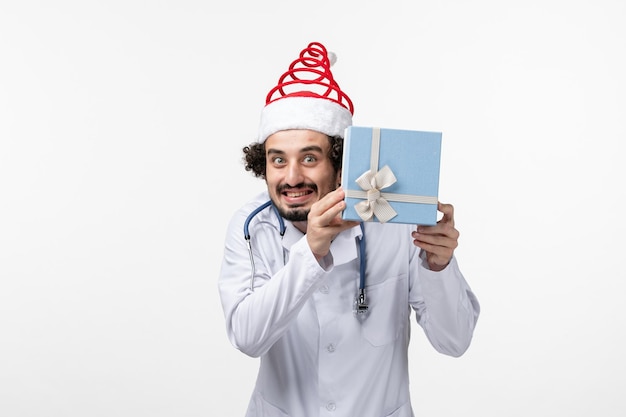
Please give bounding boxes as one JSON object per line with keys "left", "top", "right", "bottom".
{"left": 218, "top": 42, "right": 480, "bottom": 417}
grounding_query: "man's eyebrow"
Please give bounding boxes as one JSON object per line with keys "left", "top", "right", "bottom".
{"left": 266, "top": 145, "right": 324, "bottom": 155}
{"left": 300, "top": 145, "right": 324, "bottom": 153}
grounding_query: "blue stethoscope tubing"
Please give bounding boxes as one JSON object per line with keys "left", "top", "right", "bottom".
{"left": 243, "top": 200, "right": 368, "bottom": 314}
{"left": 243, "top": 200, "right": 285, "bottom": 290}
{"left": 243, "top": 200, "right": 286, "bottom": 240}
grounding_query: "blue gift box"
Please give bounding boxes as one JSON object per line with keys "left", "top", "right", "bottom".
{"left": 341, "top": 126, "right": 442, "bottom": 225}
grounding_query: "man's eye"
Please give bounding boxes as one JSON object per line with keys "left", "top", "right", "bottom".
{"left": 303, "top": 155, "right": 316, "bottom": 163}
{"left": 272, "top": 157, "right": 285, "bottom": 164}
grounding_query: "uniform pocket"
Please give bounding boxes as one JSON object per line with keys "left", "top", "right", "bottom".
{"left": 384, "top": 400, "right": 413, "bottom": 416}
{"left": 361, "top": 274, "right": 409, "bottom": 346}
{"left": 248, "top": 391, "right": 290, "bottom": 417}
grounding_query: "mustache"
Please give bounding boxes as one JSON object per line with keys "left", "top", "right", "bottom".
{"left": 277, "top": 183, "right": 318, "bottom": 193}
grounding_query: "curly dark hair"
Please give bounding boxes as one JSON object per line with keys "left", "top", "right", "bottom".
{"left": 242, "top": 135, "right": 344, "bottom": 179}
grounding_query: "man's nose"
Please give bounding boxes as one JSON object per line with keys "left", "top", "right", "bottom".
{"left": 285, "top": 163, "right": 304, "bottom": 186}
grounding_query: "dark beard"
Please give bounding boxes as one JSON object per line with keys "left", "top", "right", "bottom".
{"left": 274, "top": 204, "right": 309, "bottom": 222}
{"left": 272, "top": 183, "right": 316, "bottom": 222}
{"left": 271, "top": 181, "right": 338, "bottom": 222}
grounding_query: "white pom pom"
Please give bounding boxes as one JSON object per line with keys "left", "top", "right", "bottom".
{"left": 328, "top": 51, "right": 337, "bottom": 67}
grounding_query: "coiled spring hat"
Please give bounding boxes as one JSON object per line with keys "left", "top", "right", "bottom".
{"left": 257, "top": 42, "right": 354, "bottom": 143}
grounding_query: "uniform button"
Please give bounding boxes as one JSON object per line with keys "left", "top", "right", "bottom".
{"left": 326, "top": 343, "right": 335, "bottom": 353}
{"left": 326, "top": 402, "right": 336, "bottom": 411}
{"left": 319, "top": 285, "right": 329, "bottom": 294}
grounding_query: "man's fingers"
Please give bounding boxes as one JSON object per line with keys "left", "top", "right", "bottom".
{"left": 411, "top": 202, "right": 459, "bottom": 271}
{"left": 306, "top": 189, "right": 359, "bottom": 259}
{"left": 315, "top": 196, "right": 348, "bottom": 227}
{"left": 415, "top": 221, "right": 459, "bottom": 240}
{"left": 438, "top": 202, "right": 455, "bottom": 226}
{"left": 414, "top": 202, "right": 456, "bottom": 236}
{"left": 412, "top": 231, "right": 458, "bottom": 250}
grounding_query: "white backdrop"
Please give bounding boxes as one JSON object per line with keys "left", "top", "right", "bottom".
{"left": 1, "top": 1, "right": 625, "bottom": 416}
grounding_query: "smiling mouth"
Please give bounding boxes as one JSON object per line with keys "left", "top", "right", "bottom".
{"left": 283, "top": 191, "right": 312, "bottom": 198}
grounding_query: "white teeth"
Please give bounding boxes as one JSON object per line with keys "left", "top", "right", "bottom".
{"left": 286, "top": 192, "right": 307, "bottom": 197}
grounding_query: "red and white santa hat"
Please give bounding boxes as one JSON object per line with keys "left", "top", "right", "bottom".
{"left": 258, "top": 42, "right": 354, "bottom": 143}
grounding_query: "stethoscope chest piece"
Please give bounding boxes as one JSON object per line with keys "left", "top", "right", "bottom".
{"left": 353, "top": 288, "right": 369, "bottom": 319}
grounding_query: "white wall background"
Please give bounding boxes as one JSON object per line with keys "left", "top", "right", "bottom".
{"left": 1, "top": 1, "right": 625, "bottom": 416}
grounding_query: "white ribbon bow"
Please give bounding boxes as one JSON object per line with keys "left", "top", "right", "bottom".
{"left": 354, "top": 165, "right": 398, "bottom": 223}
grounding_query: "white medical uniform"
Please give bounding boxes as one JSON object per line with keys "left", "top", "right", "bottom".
{"left": 218, "top": 191, "right": 480, "bottom": 417}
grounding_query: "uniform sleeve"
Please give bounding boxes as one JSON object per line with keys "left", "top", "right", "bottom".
{"left": 217, "top": 212, "right": 330, "bottom": 358}
{"left": 409, "top": 252, "right": 480, "bottom": 357}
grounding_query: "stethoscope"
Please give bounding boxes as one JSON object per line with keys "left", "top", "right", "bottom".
{"left": 243, "top": 200, "right": 369, "bottom": 316}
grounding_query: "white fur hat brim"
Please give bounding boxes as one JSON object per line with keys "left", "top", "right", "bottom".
{"left": 258, "top": 96, "right": 353, "bottom": 143}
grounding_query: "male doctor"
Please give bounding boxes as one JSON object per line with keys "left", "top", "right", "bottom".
{"left": 218, "top": 41, "right": 480, "bottom": 417}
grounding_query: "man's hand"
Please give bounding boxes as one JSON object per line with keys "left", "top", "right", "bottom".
{"left": 306, "top": 188, "right": 360, "bottom": 260}
{"left": 411, "top": 202, "right": 459, "bottom": 271}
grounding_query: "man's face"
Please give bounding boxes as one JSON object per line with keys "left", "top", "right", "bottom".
{"left": 265, "top": 129, "right": 340, "bottom": 222}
